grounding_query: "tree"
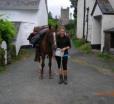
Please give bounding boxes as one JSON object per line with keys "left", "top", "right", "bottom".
{"left": 48, "top": 11, "right": 53, "bottom": 19}
{"left": 70, "top": 0, "right": 78, "bottom": 18}
{"left": 48, "top": 18, "right": 59, "bottom": 28}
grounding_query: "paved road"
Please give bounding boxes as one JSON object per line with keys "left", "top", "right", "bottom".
{"left": 0, "top": 48, "right": 114, "bottom": 104}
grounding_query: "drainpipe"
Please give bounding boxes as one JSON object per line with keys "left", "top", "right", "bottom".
{"left": 83, "top": 0, "right": 86, "bottom": 39}
{"left": 86, "top": 7, "right": 89, "bottom": 42}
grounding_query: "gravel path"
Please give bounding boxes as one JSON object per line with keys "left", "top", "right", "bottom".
{"left": 0, "top": 48, "right": 114, "bottom": 104}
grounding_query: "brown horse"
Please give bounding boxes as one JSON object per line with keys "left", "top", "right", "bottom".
{"left": 35, "top": 26, "right": 56, "bottom": 79}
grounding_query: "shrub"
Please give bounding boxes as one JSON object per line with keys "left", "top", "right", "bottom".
{"left": 79, "top": 43, "right": 92, "bottom": 54}
{"left": 48, "top": 18, "right": 59, "bottom": 28}
{"left": 10, "top": 44, "right": 16, "bottom": 59}
{"left": 72, "top": 38, "right": 86, "bottom": 48}
{"left": 0, "top": 47, "right": 5, "bottom": 66}
{"left": 97, "top": 52, "right": 112, "bottom": 60}
{"left": 0, "top": 19, "right": 16, "bottom": 45}
{"left": 0, "top": 35, "right": 2, "bottom": 44}
{"left": 0, "top": 66, "right": 5, "bottom": 73}
{"left": 112, "top": 68, "right": 114, "bottom": 72}
{"left": 65, "top": 20, "right": 76, "bottom": 38}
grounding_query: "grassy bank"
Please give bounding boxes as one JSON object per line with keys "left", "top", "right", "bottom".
{"left": 72, "top": 38, "right": 92, "bottom": 54}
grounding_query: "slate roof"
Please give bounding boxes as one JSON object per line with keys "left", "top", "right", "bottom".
{"left": 0, "top": 0, "right": 40, "bottom": 10}
{"left": 91, "top": 0, "right": 114, "bottom": 15}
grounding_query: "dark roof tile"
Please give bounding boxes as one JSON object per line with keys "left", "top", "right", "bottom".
{"left": 97, "top": 0, "right": 114, "bottom": 14}
{"left": 91, "top": 0, "right": 114, "bottom": 15}
{"left": 0, "top": 0, "right": 40, "bottom": 10}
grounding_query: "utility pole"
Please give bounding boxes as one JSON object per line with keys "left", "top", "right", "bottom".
{"left": 83, "top": 0, "right": 86, "bottom": 39}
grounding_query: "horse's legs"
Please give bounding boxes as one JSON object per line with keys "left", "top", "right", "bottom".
{"left": 40, "top": 55, "right": 45, "bottom": 79}
{"left": 48, "top": 55, "right": 52, "bottom": 79}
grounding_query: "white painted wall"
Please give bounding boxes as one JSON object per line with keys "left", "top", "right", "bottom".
{"left": 93, "top": 5, "right": 102, "bottom": 17}
{"left": 15, "top": 22, "right": 35, "bottom": 55}
{"left": 77, "top": 0, "right": 95, "bottom": 40}
{"left": 37, "top": 0, "right": 48, "bottom": 26}
{"left": 91, "top": 17, "right": 102, "bottom": 45}
{"left": 77, "top": 0, "right": 84, "bottom": 38}
{"left": 101, "top": 15, "right": 114, "bottom": 51}
{"left": 109, "top": 0, "right": 114, "bottom": 9}
{"left": 77, "top": 0, "right": 114, "bottom": 52}
{"left": 91, "top": 4, "right": 102, "bottom": 45}
{"left": 0, "top": 0, "right": 48, "bottom": 55}
{"left": 0, "top": 10, "right": 38, "bottom": 24}
{"left": 85, "top": 0, "right": 96, "bottom": 42}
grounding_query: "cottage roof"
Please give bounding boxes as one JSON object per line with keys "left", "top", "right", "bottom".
{"left": 91, "top": 0, "right": 114, "bottom": 15}
{"left": 0, "top": 0, "right": 40, "bottom": 10}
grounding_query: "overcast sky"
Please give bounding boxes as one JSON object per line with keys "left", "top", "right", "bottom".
{"left": 47, "top": 0, "right": 73, "bottom": 19}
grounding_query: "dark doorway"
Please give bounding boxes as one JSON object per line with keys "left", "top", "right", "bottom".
{"left": 111, "top": 33, "right": 114, "bottom": 48}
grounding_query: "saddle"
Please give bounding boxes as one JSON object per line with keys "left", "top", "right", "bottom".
{"left": 28, "top": 28, "right": 48, "bottom": 47}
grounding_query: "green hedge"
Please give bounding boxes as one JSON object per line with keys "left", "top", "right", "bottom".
{"left": 10, "top": 44, "right": 16, "bottom": 59}
{"left": 97, "top": 52, "right": 112, "bottom": 60}
{"left": 72, "top": 38, "right": 86, "bottom": 48}
{"left": 65, "top": 20, "right": 76, "bottom": 38}
{"left": 0, "top": 47, "right": 5, "bottom": 66}
{"left": 0, "top": 19, "right": 16, "bottom": 45}
{"left": 48, "top": 18, "right": 59, "bottom": 28}
{"left": 79, "top": 43, "right": 92, "bottom": 54}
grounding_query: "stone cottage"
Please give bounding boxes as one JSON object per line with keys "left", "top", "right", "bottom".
{"left": 77, "top": 0, "right": 114, "bottom": 52}
{"left": 0, "top": 0, "right": 48, "bottom": 55}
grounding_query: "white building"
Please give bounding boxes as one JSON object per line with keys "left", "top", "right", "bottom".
{"left": 0, "top": 0, "right": 48, "bottom": 55}
{"left": 77, "top": 0, "right": 114, "bottom": 52}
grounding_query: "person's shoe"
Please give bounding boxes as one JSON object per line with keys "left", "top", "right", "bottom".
{"left": 58, "top": 75, "right": 63, "bottom": 84}
{"left": 58, "top": 79, "right": 64, "bottom": 84}
{"left": 64, "top": 75, "right": 68, "bottom": 85}
{"left": 63, "top": 80, "right": 68, "bottom": 85}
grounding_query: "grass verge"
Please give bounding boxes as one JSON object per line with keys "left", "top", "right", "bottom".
{"left": 0, "top": 66, "right": 6, "bottom": 73}
{"left": 12, "top": 48, "right": 33, "bottom": 62}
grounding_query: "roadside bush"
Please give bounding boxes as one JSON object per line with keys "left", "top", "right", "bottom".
{"left": 79, "top": 43, "right": 92, "bottom": 54}
{"left": 112, "top": 68, "right": 114, "bottom": 72}
{"left": 48, "top": 18, "right": 59, "bottom": 28}
{"left": 97, "top": 52, "right": 112, "bottom": 60}
{"left": 0, "top": 35, "right": 2, "bottom": 44}
{"left": 65, "top": 20, "right": 76, "bottom": 38}
{"left": 10, "top": 44, "right": 16, "bottom": 59}
{"left": 0, "top": 19, "right": 16, "bottom": 64}
{"left": 0, "top": 19, "right": 16, "bottom": 45}
{"left": 0, "top": 48, "right": 6, "bottom": 72}
{"left": 72, "top": 38, "right": 86, "bottom": 48}
{"left": 0, "top": 47, "right": 5, "bottom": 66}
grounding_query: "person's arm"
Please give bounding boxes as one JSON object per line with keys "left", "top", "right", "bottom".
{"left": 61, "top": 37, "right": 71, "bottom": 52}
{"left": 61, "top": 46, "right": 70, "bottom": 52}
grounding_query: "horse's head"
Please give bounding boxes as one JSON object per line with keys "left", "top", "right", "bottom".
{"left": 46, "top": 25, "right": 58, "bottom": 49}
